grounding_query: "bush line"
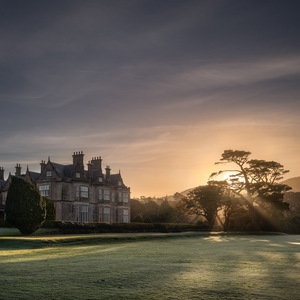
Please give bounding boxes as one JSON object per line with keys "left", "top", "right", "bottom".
{"left": 40, "top": 220, "right": 209, "bottom": 234}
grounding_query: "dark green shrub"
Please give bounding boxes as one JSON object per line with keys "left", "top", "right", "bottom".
{"left": 112, "top": 222, "right": 155, "bottom": 232}
{"left": 144, "top": 217, "right": 152, "bottom": 223}
{"left": 43, "top": 197, "right": 56, "bottom": 220}
{"left": 5, "top": 177, "right": 46, "bottom": 235}
{"left": 154, "top": 223, "right": 169, "bottom": 233}
{"left": 132, "top": 214, "right": 144, "bottom": 223}
{"left": 42, "top": 220, "right": 61, "bottom": 228}
{"left": 42, "top": 221, "right": 211, "bottom": 234}
{"left": 0, "top": 219, "right": 10, "bottom": 227}
{"left": 283, "top": 216, "right": 300, "bottom": 233}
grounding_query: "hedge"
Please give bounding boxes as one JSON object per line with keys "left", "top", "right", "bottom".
{"left": 41, "top": 220, "right": 208, "bottom": 234}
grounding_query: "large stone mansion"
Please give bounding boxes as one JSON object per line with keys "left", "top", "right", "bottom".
{"left": 0, "top": 152, "right": 130, "bottom": 223}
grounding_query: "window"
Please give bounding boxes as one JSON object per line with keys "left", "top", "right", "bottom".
{"left": 99, "top": 177, "right": 103, "bottom": 183}
{"left": 111, "top": 191, "right": 115, "bottom": 202}
{"left": 80, "top": 206, "right": 89, "bottom": 222}
{"left": 81, "top": 186, "right": 88, "bottom": 198}
{"left": 123, "top": 209, "right": 129, "bottom": 223}
{"left": 75, "top": 172, "right": 81, "bottom": 179}
{"left": 118, "top": 181, "right": 122, "bottom": 186}
{"left": 46, "top": 171, "right": 52, "bottom": 177}
{"left": 118, "top": 192, "right": 122, "bottom": 201}
{"left": 76, "top": 205, "right": 80, "bottom": 221}
{"left": 103, "top": 207, "right": 110, "bottom": 223}
{"left": 39, "top": 185, "right": 50, "bottom": 196}
{"left": 118, "top": 209, "right": 122, "bottom": 222}
{"left": 92, "top": 206, "right": 97, "bottom": 222}
{"left": 123, "top": 192, "right": 129, "bottom": 203}
{"left": 113, "top": 207, "right": 118, "bottom": 222}
{"left": 69, "top": 204, "right": 73, "bottom": 220}
{"left": 104, "top": 190, "right": 110, "bottom": 201}
{"left": 99, "top": 189, "right": 103, "bottom": 200}
{"left": 99, "top": 206, "right": 103, "bottom": 222}
{"left": 75, "top": 186, "right": 80, "bottom": 197}
{"left": 75, "top": 186, "right": 88, "bottom": 198}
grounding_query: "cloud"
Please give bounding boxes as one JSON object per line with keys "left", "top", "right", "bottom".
{"left": 167, "top": 55, "right": 300, "bottom": 90}
{"left": 1, "top": 1, "right": 300, "bottom": 195}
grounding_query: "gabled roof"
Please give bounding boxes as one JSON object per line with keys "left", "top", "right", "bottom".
{"left": 51, "top": 163, "right": 77, "bottom": 178}
{"left": 27, "top": 171, "right": 40, "bottom": 183}
{"left": 110, "top": 173, "right": 128, "bottom": 188}
{"left": 39, "top": 159, "right": 128, "bottom": 187}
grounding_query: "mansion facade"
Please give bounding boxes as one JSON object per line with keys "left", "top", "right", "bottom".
{"left": 0, "top": 152, "right": 130, "bottom": 223}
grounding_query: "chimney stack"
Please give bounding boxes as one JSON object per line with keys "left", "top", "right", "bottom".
{"left": 40, "top": 160, "right": 46, "bottom": 173}
{"left": 72, "top": 151, "right": 84, "bottom": 168}
{"left": 15, "top": 164, "right": 21, "bottom": 176}
{"left": 87, "top": 161, "right": 93, "bottom": 178}
{"left": 105, "top": 165, "right": 111, "bottom": 183}
{"left": 91, "top": 156, "right": 102, "bottom": 173}
{"left": 0, "top": 167, "right": 4, "bottom": 180}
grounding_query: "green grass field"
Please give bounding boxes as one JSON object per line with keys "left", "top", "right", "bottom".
{"left": 1, "top": 230, "right": 299, "bottom": 299}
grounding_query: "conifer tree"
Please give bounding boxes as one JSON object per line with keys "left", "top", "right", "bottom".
{"left": 5, "top": 177, "right": 46, "bottom": 234}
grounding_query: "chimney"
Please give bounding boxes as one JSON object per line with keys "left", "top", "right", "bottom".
{"left": 72, "top": 151, "right": 84, "bottom": 168}
{"left": 105, "top": 165, "right": 111, "bottom": 183}
{"left": 40, "top": 160, "right": 46, "bottom": 173}
{"left": 87, "top": 161, "right": 93, "bottom": 178}
{"left": 15, "top": 164, "right": 21, "bottom": 176}
{"left": 0, "top": 167, "right": 4, "bottom": 180}
{"left": 91, "top": 156, "right": 102, "bottom": 173}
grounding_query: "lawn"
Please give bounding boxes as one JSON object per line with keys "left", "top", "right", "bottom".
{"left": 0, "top": 231, "right": 299, "bottom": 299}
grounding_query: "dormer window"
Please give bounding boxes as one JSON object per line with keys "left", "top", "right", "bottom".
{"left": 46, "top": 171, "right": 52, "bottom": 177}
{"left": 99, "top": 177, "right": 103, "bottom": 183}
{"left": 76, "top": 172, "right": 81, "bottom": 179}
{"left": 118, "top": 181, "right": 122, "bottom": 186}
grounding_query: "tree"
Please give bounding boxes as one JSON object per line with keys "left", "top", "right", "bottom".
{"left": 5, "top": 177, "right": 46, "bottom": 234}
{"left": 130, "top": 199, "right": 145, "bottom": 222}
{"left": 177, "top": 184, "right": 226, "bottom": 230}
{"left": 157, "top": 199, "right": 174, "bottom": 222}
{"left": 210, "top": 150, "right": 291, "bottom": 230}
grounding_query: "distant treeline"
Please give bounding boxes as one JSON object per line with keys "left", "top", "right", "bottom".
{"left": 130, "top": 198, "right": 200, "bottom": 224}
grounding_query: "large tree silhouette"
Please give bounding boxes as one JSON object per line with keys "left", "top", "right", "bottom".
{"left": 210, "top": 150, "right": 291, "bottom": 230}
{"left": 177, "top": 184, "right": 226, "bottom": 230}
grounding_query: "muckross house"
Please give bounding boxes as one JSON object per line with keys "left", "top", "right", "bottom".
{"left": 0, "top": 152, "right": 130, "bottom": 223}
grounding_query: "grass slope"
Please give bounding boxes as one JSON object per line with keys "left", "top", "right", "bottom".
{"left": 1, "top": 232, "right": 300, "bottom": 299}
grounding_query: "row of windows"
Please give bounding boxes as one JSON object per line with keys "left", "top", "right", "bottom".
{"left": 38, "top": 184, "right": 128, "bottom": 202}
{"left": 74, "top": 205, "right": 129, "bottom": 223}
{"left": 75, "top": 185, "right": 128, "bottom": 202}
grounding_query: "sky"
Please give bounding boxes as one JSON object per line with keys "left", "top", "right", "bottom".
{"left": 1, "top": 0, "right": 300, "bottom": 197}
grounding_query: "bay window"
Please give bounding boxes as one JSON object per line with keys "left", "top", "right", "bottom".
{"left": 39, "top": 185, "right": 50, "bottom": 197}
